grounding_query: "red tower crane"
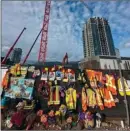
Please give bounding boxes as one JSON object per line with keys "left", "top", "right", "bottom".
{"left": 22, "top": 28, "right": 43, "bottom": 65}
{"left": 38, "top": 0, "right": 51, "bottom": 63}
{"left": 1, "top": 27, "right": 26, "bottom": 65}
{"left": 62, "top": 53, "right": 68, "bottom": 65}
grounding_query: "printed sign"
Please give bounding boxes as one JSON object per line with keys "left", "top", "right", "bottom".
{"left": 5, "top": 77, "right": 34, "bottom": 100}
{"left": 41, "top": 68, "right": 48, "bottom": 81}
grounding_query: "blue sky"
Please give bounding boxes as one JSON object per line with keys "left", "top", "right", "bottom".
{"left": 2, "top": 0, "right": 130, "bottom": 62}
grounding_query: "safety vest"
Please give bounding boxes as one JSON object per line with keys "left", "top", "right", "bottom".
{"left": 2, "top": 71, "right": 9, "bottom": 89}
{"left": 105, "top": 74, "right": 117, "bottom": 95}
{"left": 65, "top": 87, "right": 76, "bottom": 109}
{"left": 95, "top": 89, "right": 104, "bottom": 110}
{"left": 48, "top": 86, "right": 60, "bottom": 105}
{"left": 86, "top": 70, "right": 102, "bottom": 82}
{"left": 86, "top": 70, "right": 96, "bottom": 80}
{"left": 82, "top": 87, "right": 88, "bottom": 112}
{"left": 86, "top": 70, "right": 103, "bottom": 88}
{"left": 21, "top": 66, "right": 28, "bottom": 77}
{"left": 87, "top": 89, "right": 96, "bottom": 108}
{"left": 10, "top": 64, "right": 21, "bottom": 76}
{"left": 10, "top": 66, "right": 16, "bottom": 76}
{"left": 16, "top": 64, "right": 21, "bottom": 76}
{"left": 102, "top": 88, "right": 116, "bottom": 108}
{"left": 118, "top": 78, "right": 130, "bottom": 96}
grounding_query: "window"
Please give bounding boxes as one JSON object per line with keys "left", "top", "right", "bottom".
{"left": 125, "top": 61, "right": 129, "bottom": 70}
{"left": 127, "top": 61, "right": 130, "bottom": 69}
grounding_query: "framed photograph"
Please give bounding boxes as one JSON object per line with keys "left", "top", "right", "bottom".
{"left": 68, "top": 72, "right": 75, "bottom": 82}
{"left": 49, "top": 71, "right": 55, "bottom": 81}
{"left": 5, "top": 78, "right": 34, "bottom": 100}
{"left": 56, "top": 71, "right": 62, "bottom": 80}
{"left": 41, "top": 72, "right": 48, "bottom": 80}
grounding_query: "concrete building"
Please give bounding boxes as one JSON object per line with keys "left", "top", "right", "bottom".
{"left": 11, "top": 48, "right": 22, "bottom": 63}
{"left": 83, "top": 17, "right": 116, "bottom": 58}
{"left": 79, "top": 56, "right": 130, "bottom": 71}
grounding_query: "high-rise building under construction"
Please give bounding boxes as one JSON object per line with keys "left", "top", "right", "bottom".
{"left": 83, "top": 17, "right": 116, "bottom": 58}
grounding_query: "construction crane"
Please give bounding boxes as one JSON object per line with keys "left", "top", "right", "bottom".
{"left": 80, "top": 0, "right": 93, "bottom": 17}
{"left": 62, "top": 53, "right": 68, "bottom": 65}
{"left": 37, "top": 0, "right": 92, "bottom": 64}
{"left": 22, "top": 28, "right": 43, "bottom": 65}
{"left": 2, "top": 0, "right": 92, "bottom": 65}
{"left": 1, "top": 27, "right": 26, "bottom": 65}
{"left": 38, "top": 0, "right": 51, "bottom": 63}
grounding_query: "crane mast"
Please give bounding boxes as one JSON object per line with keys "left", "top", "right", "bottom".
{"left": 2, "top": 27, "right": 26, "bottom": 65}
{"left": 22, "top": 28, "right": 43, "bottom": 65}
{"left": 38, "top": 0, "right": 51, "bottom": 63}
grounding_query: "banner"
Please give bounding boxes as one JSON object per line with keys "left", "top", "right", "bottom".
{"left": 5, "top": 77, "right": 34, "bottom": 100}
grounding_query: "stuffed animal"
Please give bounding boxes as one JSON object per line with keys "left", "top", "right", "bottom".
{"left": 55, "top": 111, "right": 61, "bottom": 125}
{"left": 48, "top": 110, "right": 56, "bottom": 125}
{"left": 5, "top": 117, "right": 13, "bottom": 129}
{"left": 25, "top": 112, "right": 36, "bottom": 130}
{"left": 48, "top": 110, "right": 61, "bottom": 130}
{"left": 84, "top": 111, "right": 94, "bottom": 129}
{"left": 31, "top": 110, "right": 43, "bottom": 130}
{"left": 76, "top": 112, "right": 86, "bottom": 130}
{"left": 59, "top": 104, "right": 67, "bottom": 124}
{"left": 9, "top": 104, "right": 26, "bottom": 130}
{"left": 40, "top": 114, "right": 48, "bottom": 129}
{"left": 63, "top": 116, "right": 73, "bottom": 130}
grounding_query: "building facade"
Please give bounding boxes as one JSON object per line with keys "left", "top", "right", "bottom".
{"left": 83, "top": 17, "right": 116, "bottom": 58}
{"left": 11, "top": 48, "right": 22, "bottom": 63}
{"left": 79, "top": 56, "right": 130, "bottom": 70}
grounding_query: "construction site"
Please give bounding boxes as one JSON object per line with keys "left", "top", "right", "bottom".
{"left": 1, "top": 0, "right": 130, "bottom": 130}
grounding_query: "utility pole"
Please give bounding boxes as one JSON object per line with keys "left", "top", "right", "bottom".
{"left": 117, "top": 58, "right": 130, "bottom": 126}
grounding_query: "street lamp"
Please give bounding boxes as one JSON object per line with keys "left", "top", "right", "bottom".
{"left": 117, "top": 57, "right": 130, "bottom": 126}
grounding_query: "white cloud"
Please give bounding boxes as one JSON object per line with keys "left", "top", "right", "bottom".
{"left": 120, "top": 41, "right": 130, "bottom": 48}
{"left": 2, "top": 46, "right": 10, "bottom": 51}
{"left": 2, "top": 0, "right": 130, "bottom": 62}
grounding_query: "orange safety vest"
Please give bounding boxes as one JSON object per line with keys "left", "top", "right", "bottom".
{"left": 118, "top": 78, "right": 130, "bottom": 96}
{"left": 105, "top": 74, "right": 117, "bottom": 95}
{"left": 86, "top": 70, "right": 103, "bottom": 88}
{"left": 10, "top": 64, "right": 21, "bottom": 76}
{"left": 2, "top": 72, "right": 9, "bottom": 89}
{"left": 86, "top": 70, "right": 103, "bottom": 81}
{"left": 102, "top": 88, "right": 116, "bottom": 108}
{"left": 82, "top": 87, "right": 88, "bottom": 112}
{"left": 15, "top": 64, "right": 21, "bottom": 76}
{"left": 86, "top": 70, "right": 104, "bottom": 110}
